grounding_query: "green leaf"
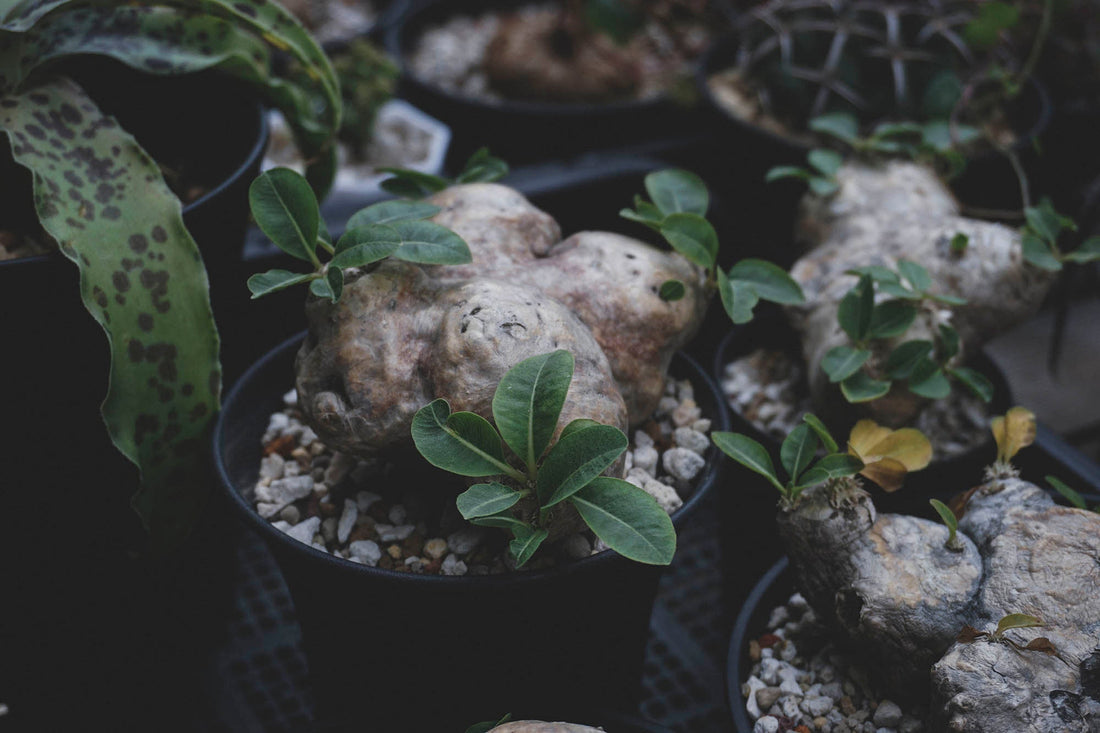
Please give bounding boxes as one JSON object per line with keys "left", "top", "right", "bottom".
{"left": 802, "top": 414, "right": 838, "bottom": 454}
{"left": 765, "top": 166, "right": 812, "bottom": 183}
{"left": 1021, "top": 232, "right": 1063, "bottom": 271}
{"left": 928, "top": 292, "right": 968, "bottom": 306}
{"left": 995, "top": 613, "right": 1044, "bottom": 635}
{"left": 781, "top": 424, "right": 818, "bottom": 483}
{"left": 570, "top": 477, "right": 676, "bottom": 565}
{"left": 840, "top": 372, "right": 891, "bottom": 402}
{"left": 846, "top": 266, "right": 901, "bottom": 285}
{"left": 807, "top": 149, "right": 843, "bottom": 178}
{"left": 1064, "top": 236, "right": 1100, "bottom": 264}
{"left": 938, "top": 324, "right": 961, "bottom": 361}
{"left": 645, "top": 169, "right": 708, "bottom": 216}
{"left": 1, "top": 79, "right": 221, "bottom": 550}
{"left": 388, "top": 220, "right": 472, "bottom": 265}
{"left": 331, "top": 224, "right": 402, "bottom": 268}
{"left": 728, "top": 259, "right": 805, "bottom": 304}
{"left": 965, "top": 1, "right": 1020, "bottom": 48}
{"left": 455, "top": 147, "right": 509, "bottom": 184}
{"left": 809, "top": 177, "right": 839, "bottom": 196}
{"left": 346, "top": 200, "right": 441, "bottom": 229}
{"left": 885, "top": 340, "right": 934, "bottom": 379}
{"left": 465, "top": 715, "right": 513, "bottom": 733}
{"left": 509, "top": 524, "right": 550, "bottom": 568}
{"left": 872, "top": 121, "right": 923, "bottom": 139}
{"left": 809, "top": 112, "right": 859, "bottom": 144}
{"left": 249, "top": 167, "right": 320, "bottom": 262}
{"left": 308, "top": 265, "right": 343, "bottom": 303}
{"left": 660, "top": 212, "right": 718, "bottom": 268}
{"left": 456, "top": 482, "right": 523, "bottom": 519}
{"left": 949, "top": 367, "right": 994, "bottom": 403}
{"left": 410, "top": 399, "right": 512, "bottom": 477}
{"left": 929, "top": 498, "right": 958, "bottom": 537}
{"left": 797, "top": 453, "right": 864, "bottom": 487}
{"left": 247, "top": 269, "right": 315, "bottom": 298}
{"left": 619, "top": 202, "right": 665, "bottom": 232}
{"left": 559, "top": 418, "right": 601, "bottom": 441}
{"left": 897, "top": 260, "right": 931, "bottom": 293}
{"left": 822, "top": 345, "right": 871, "bottom": 383}
{"left": 950, "top": 232, "right": 970, "bottom": 254}
{"left": 838, "top": 274, "right": 874, "bottom": 341}
{"left": 717, "top": 268, "right": 760, "bottom": 324}
{"left": 922, "top": 72, "right": 963, "bottom": 119}
{"left": 584, "top": 0, "right": 644, "bottom": 44}
{"left": 712, "top": 432, "right": 784, "bottom": 492}
{"left": 1046, "top": 475, "right": 1087, "bottom": 510}
{"left": 538, "top": 424, "right": 628, "bottom": 507}
{"left": 908, "top": 362, "right": 952, "bottom": 399}
{"left": 492, "top": 350, "right": 574, "bottom": 474}
{"left": 1025, "top": 198, "right": 1076, "bottom": 244}
{"left": 869, "top": 300, "right": 918, "bottom": 339}
{"left": 921, "top": 121, "right": 982, "bottom": 153}
{"left": 470, "top": 513, "right": 530, "bottom": 533}
{"left": 378, "top": 168, "right": 451, "bottom": 198}
{"left": 659, "top": 280, "right": 686, "bottom": 301}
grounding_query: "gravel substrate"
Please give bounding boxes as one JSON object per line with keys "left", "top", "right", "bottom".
{"left": 721, "top": 349, "right": 991, "bottom": 461}
{"left": 251, "top": 378, "right": 711, "bottom": 575}
{"left": 743, "top": 593, "right": 926, "bottom": 733}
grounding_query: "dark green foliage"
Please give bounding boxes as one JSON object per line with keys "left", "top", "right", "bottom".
{"left": 1021, "top": 197, "right": 1100, "bottom": 271}
{"left": 380, "top": 148, "right": 509, "bottom": 198}
{"left": 331, "top": 39, "right": 398, "bottom": 158}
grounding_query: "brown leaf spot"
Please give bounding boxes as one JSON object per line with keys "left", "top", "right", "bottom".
{"left": 112, "top": 271, "right": 130, "bottom": 293}
{"left": 134, "top": 413, "right": 160, "bottom": 445}
{"left": 189, "top": 402, "right": 209, "bottom": 422}
{"left": 137, "top": 313, "right": 154, "bottom": 332}
{"left": 128, "top": 234, "right": 148, "bottom": 254}
{"left": 151, "top": 225, "right": 167, "bottom": 243}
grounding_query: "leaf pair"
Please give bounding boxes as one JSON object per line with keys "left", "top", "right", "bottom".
{"left": 712, "top": 414, "right": 863, "bottom": 505}
{"left": 247, "top": 168, "right": 471, "bottom": 302}
{"left": 379, "top": 147, "right": 509, "bottom": 198}
{"left": 991, "top": 406, "right": 1036, "bottom": 466}
{"left": 1021, "top": 198, "right": 1100, "bottom": 272}
{"left": 766, "top": 148, "right": 843, "bottom": 196}
{"left": 411, "top": 351, "right": 676, "bottom": 567}
{"left": 847, "top": 420, "right": 932, "bottom": 493}
{"left": 958, "top": 613, "right": 1062, "bottom": 659}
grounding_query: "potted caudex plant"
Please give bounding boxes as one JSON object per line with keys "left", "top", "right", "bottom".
{"left": 722, "top": 407, "right": 1100, "bottom": 732}
{"left": 0, "top": 0, "right": 339, "bottom": 727}
{"left": 214, "top": 161, "right": 805, "bottom": 728}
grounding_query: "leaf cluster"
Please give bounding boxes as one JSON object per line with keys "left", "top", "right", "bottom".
{"left": 957, "top": 613, "right": 1063, "bottom": 660}
{"left": 1020, "top": 197, "right": 1100, "bottom": 272}
{"left": 246, "top": 167, "right": 471, "bottom": 303}
{"left": 1046, "top": 476, "right": 1100, "bottom": 513}
{"left": 822, "top": 263, "right": 993, "bottom": 405}
{"left": 620, "top": 169, "right": 804, "bottom": 323}
{"left": 712, "top": 415, "right": 863, "bottom": 506}
{"left": 379, "top": 148, "right": 509, "bottom": 199}
{"left": 411, "top": 350, "right": 676, "bottom": 567}
{"left": 331, "top": 39, "right": 398, "bottom": 157}
{"left": 812, "top": 112, "right": 980, "bottom": 175}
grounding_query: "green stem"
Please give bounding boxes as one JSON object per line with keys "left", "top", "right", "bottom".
{"left": 317, "top": 235, "right": 334, "bottom": 256}
{"left": 1018, "top": 0, "right": 1054, "bottom": 93}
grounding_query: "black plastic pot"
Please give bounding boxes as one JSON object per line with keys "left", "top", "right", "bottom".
{"left": 214, "top": 331, "right": 729, "bottom": 730}
{"left": 696, "top": 33, "right": 1053, "bottom": 213}
{"left": 710, "top": 314, "right": 1012, "bottom": 606}
{"left": 385, "top": 0, "right": 701, "bottom": 167}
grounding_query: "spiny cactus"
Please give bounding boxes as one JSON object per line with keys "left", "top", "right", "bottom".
{"left": 730, "top": 0, "right": 991, "bottom": 128}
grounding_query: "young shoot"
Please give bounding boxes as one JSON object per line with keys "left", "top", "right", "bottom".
{"left": 988, "top": 406, "right": 1036, "bottom": 479}
{"left": 957, "top": 613, "right": 1070, "bottom": 664}
{"left": 411, "top": 350, "right": 676, "bottom": 568}
{"left": 379, "top": 147, "right": 509, "bottom": 199}
{"left": 619, "top": 168, "right": 805, "bottom": 323}
{"left": 1020, "top": 197, "right": 1100, "bottom": 272}
{"left": 822, "top": 262, "right": 994, "bottom": 404}
{"left": 1046, "top": 476, "right": 1100, "bottom": 513}
{"left": 929, "top": 498, "right": 964, "bottom": 552}
{"left": 246, "top": 168, "right": 472, "bottom": 303}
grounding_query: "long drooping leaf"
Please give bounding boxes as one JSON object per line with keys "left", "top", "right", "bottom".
{"left": 0, "top": 78, "right": 220, "bottom": 551}
{"left": 491, "top": 350, "right": 574, "bottom": 474}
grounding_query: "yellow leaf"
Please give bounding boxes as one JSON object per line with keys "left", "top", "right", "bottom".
{"left": 867, "top": 428, "right": 932, "bottom": 471}
{"left": 996, "top": 613, "right": 1043, "bottom": 635}
{"left": 991, "top": 415, "right": 1007, "bottom": 463}
{"left": 848, "top": 419, "right": 893, "bottom": 460}
{"left": 859, "top": 456, "right": 908, "bottom": 492}
{"left": 1003, "top": 407, "right": 1036, "bottom": 461}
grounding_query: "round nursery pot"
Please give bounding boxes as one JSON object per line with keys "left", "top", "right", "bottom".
{"left": 214, "top": 332, "right": 728, "bottom": 731}
{"left": 711, "top": 314, "right": 1011, "bottom": 602}
{"left": 696, "top": 33, "right": 1053, "bottom": 212}
{"left": 385, "top": 0, "right": 693, "bottom": 166}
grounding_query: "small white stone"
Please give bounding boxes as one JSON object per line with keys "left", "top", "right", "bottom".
{"left": 676, "top": 379, "right": 694, "bottom": 403}
{"left": 278, "top": 505, "right": 301, "bottom": 524}
{"left": 259, "top": 454, "right": 285, "bottom": 480}
{"left": 447, "top": 528, "right": 483, "bottom": 554}
{"left": 767, "top": 605, "right": 790, "bottom": 628}
{"left": 299, "top": 426, "right": 318, "bottom": 446}
{"left": 753, "top": 716, "right": 780, "bottom": 733}
{"left": 349, "top": 540, "right": 381, "bottom": 566}
{"left": 356, "top": 491, "right": 381, "bottom": 511}
{"left": 803, "top": 696, "right": 834, "bottom": 717}
{"left": 779, "top": 696, "right": 801, "bottom": 720}
{"left": 284, "top": 516, "right": 321, "bottom": 544}
{"left": 441, "top": 553, "right": 468, "bottom": 576}
{"left": 673, "top": 427, "right": 710, "bottom": 455}
{"left": 388, "top": 505, "right": 407, "bottom": 525}
{"left": 423, "top": 538, "right": 448, "bottom": 560}
{"left": 779, "top": 640, "right": 798, "bottom": 661}
{"left": 282, "top": 388, "right": 297, "bottom": 406}
{"left": 257, "top": 475, "right": 314, "bottom": 506}
{"left": 641, "top": 476, "right": 683, "bottom": 514}
{"left": 779, "top": 678, "right": 803, "bottom": 696}
{"left": 376, "top": 524, "right": 415, "bottom": 541}
{"left": 744, "top": 675, "right": 767, "bottom": 720}
{"left": 625, "top": 468, "right": 650, "bottom": 488}
{"left": 263, "top": 412, "right": 290, "bottom": 440}
{"left": 672, "top": 399, "right": 701, "bottom": 427}
{"left": 633, "top": 429, "right": 654, "bottom": 449}
{"left": 657, "top": 396, "right": 679, "bottom": 415}
{"left": 283, "top": 461, "right": 301, "bottom": 478}
{"left": 337, "top": 499, "right": 358, "bottom": 544}
{"left": 663, "top": 448, "right": 705, "bottom": 482}
{"left": 271, "top": 520, "right": 291, "bottom": 532}
{"left": 760, "top": 658, "right": 783, "bottom": 686}
{"left": 622, "top": 451, "right": 633, "bottom": 473}
{"left": 692, "top": 418, "right": 712, "bottom": 432}
{"left": 632, "top": 445, "right": 659, "bottom": 476}
{"left": 873, "top": 700, "right": 902, "bottom": 728}
{"left": 324, "top": 452, "right": 356, "bottom": 486}
{"left": 256, "top": 502, "right": 283, "bottom": 519}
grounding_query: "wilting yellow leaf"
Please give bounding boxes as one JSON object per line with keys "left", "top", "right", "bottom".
{"left": 993, "top": 407, "right": 1036, "bottom": 463}
{"left": 848, "top": 419, "right": 892, "bottom": 459}
{"left": 847, "top": 421, "right": 933, "bottom": 492}
{"left": 858, "top": 456, "right": 908, "bottom": 492}
{"left": 869, "top": 428, "right": 933, "bottom": 471}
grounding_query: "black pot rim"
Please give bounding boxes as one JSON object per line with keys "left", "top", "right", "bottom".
{"left": 695, "top": 31, "right": 1052, "bottom": 161}
{"left": 726, "top": 556, "right": 789, "bottom": 733}
{"left": 0, "top": 93, "right": 268, "bottom": 270}
{"left": 213, "top": 330, "right": 730, "bottom": 588}
{"left": 384, "top": 0, "right": 677, "bottom": 118}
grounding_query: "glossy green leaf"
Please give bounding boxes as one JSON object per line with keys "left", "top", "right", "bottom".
{"left": 728, "top": 259, "right": 805, "bottom": 304}
{"left": 1064, "top": 236, "right": 1100, "bottom": 264}
{"left": 410, "top": 399, "right": 511, "bottom": 477}
{"left": 378, "top": 167, "right": 451, "bottom": 198}
{"left": 456, "top": 482, "right": 523, "bottom": 519}
{"left": 949, "top": 367, "right": 994, "bottom": 403}
{"left": 718, "top": 268, "right": 760, "bottom": 324}
{"left": 885, "top": 340, "right": 934, "bottom": 379}
{"left": 872, "top": 121, "right": 923, "bottom": 139}
{"left": 797, "top": 453, "right": 864, "bottom": 487}
{"left": 660, "top": 212, "right": 718, "bottom": 268}
{"left": 838, "top": 274, "right": 874, "bottom": 341}
{"left": 950, "top": 232, "right": 970, "bottom": 254}
{"left": 509, "top": 525, "right": 549, "bottom": 568}
{"left": 840, "top": 371, "right": 891, "bottom": 402}
{"left": 388, "top": 219, "right": 472, "bottom": 265}
{"left": 809, "top": 177, "right": 839, "bottom": 196}
{"left": 249, "top": 167, "right": 320, "bottom": 262}
{"left": 781, "top": 424, "right": 818, "bottom": 483}
{"left": 345, "top": 200, "right": 441, "bottom": 229}
{"left": 559, "top": 418, "right": 601, "bottom": 441}
{"left": 846, "top": 265, "right": 900, "bottom": 285}
{"left": 331, "top": 224, "right": 402, "bottom": 268}
{"left": 765, "top": 165, "right": 811, "bottom": 183}
{"left": 809, "top": 112, "right": 859, "bottom": 144}
{"left": 492, "top": 350, "right": 574, "bottom": 474}
{"left": 455, "top": 147, "right": 509, "bottom": 183}
{"left": 808, "top": 149, "right": 843, "bottom": 178}
{"left": 470, "top": 513, "right": 530, "bottom": 533}
{"left": 1025, "top": 197, "right": 1076, "bottom": 244}
{"left": 309, "top": 265, "right": 343, "bottom": 303}
{"left": 938, "top": 324, "right": 961, "bottom": 361}
{"left": 897, "top": 260, "right": 931, "bottom": 293}
{"left": 247, "top": 269, "right": 315, "bottom": 298}
{"left": 1046, "top": 475, "right": 1087, "bottom": 510}
{"left": 822, "top": 345, "right": 871, "bottom": 383}
{"left": 570, "top": 477, "right": 675, "bottom": 565}
{"left": 538, "top": 424, "right": 628, "bottom": 507}
{"left": 712, "top": 432, "right": 784, "bottom": 491}
{"left": 929, "top": 498, "right": 958, "bottom": 538}
{"left": 1021, "top": 232, "right": 1063, "bottom": 271}
{"left": 908, "top": 363, "right": 952, "bottom": 399}
{"left": 869, "top": 300, "right": 918, "bottom": 339}
{"left": 619, "top": 204, "right": 665, "bottom": 232}
{"left": 801, "top": 414, "right": 838, "bottom": 454}
{"left": 659, "top": 279, "right": 686, "bottom": 301}
{"left": 645, "top": 168, "right": 708, "bottom": 216}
